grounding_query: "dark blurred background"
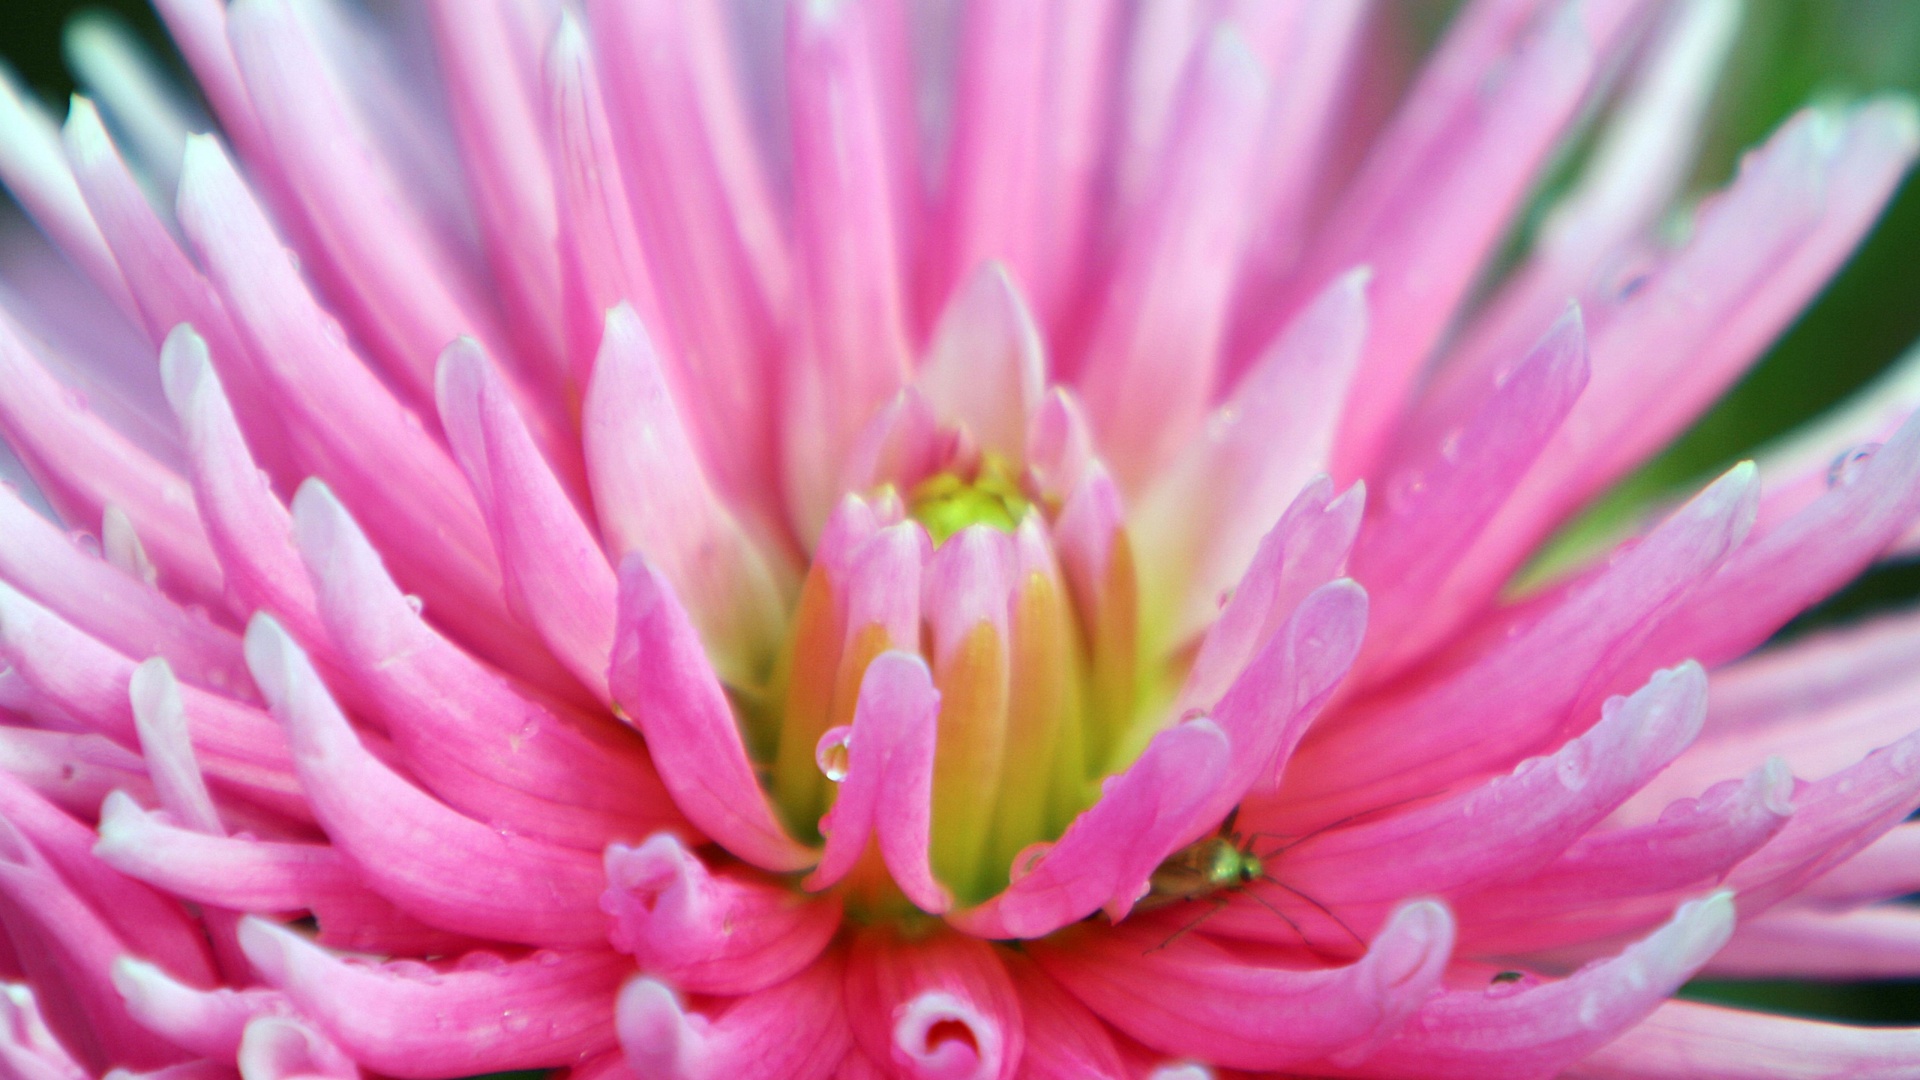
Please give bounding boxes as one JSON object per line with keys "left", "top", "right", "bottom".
{"left": 3, "top": 0, "right": 1918, "bottom": 1033}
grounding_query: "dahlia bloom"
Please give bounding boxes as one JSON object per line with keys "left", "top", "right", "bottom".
{"left": 1, "top": 0, "right": 1920, "bottom": 1076}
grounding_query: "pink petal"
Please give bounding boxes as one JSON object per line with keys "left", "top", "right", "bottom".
{"left": 436, "top": 338, "right": 616, "bottom": 701}
{"left": 1563, "top": 998, "right": 1920, "bottom": 1080}
{"left": 949, "top": 718, "right": 1229, "bottom": 939}
{"left": 290, "top": 479, "right": 679, "bottom": 851}
{"left": 806, "top": 652, "right": 949, "bottom": 912}
{"left": 1705, "top": 905, "right": 1920, "bottom": 980}
{"left": 1318, "top": 893, "right": 1734, "bottom": 1080}
{"left": 0, "top": 982, "right": 93, "bottom": 1080}
{"left": 1353, "top": 307, "right": 1590, "bottom": 675}
{"left": 844, "top": 932, "right": 1023, "bottom": 1080}
{"left": 0, "top": 70, "right": 134, "bottom": 318}
{"left": 1003, "top": 956, "right": 1127, "bottom": 1080}
{"left": 243, "top": 615, "right": 609, "bottom": 947}
{"left": 604, "top": 833, "right": 841, "bottom": 996}
{"left": 0, "top": 310, "right": 222, "bottom": 604}
{"left": 238, "top": 918, "right": 624, "bottom": 1077}
{"left": 915, "top": 263, "right": 1046, "bottom": 461}
{"left": 609, "top": 555, "right": 812, "bottom": 872}
{"left": 0, "top": 476, "right": 248, "bottom": 700}
{"left": 617, "top": 958, "right": 850, "bottom": 1080}
{"left": 1136, "top": 269, "right": 1369, "bottom": 641}
{"left": 782, "top": 0, "right": 912, "bottom": 527}
{"left": 1452, "top": 760, "right": 1793, "bottom": 955}
{"left": 1796, "top": 822, "right": 1920, "bottom": 908}
{"left": 1078, "top": 27, "right": 1268, "bottom": 487}
{"left": 233, "top": 1016, "right": 356, "bottom": 1080}
{"left": 1283, "top": 462, "right": 1756, "bottom": 829}
{"left": 582, "top": 305, "right": 787, "bottom": 686}
{"left": 1035, "top": 899, "right": 1453, "bottom": 1071}
{"left": 0, "top": 728, "right": 149, "bottom": 820}
{"left": 1277, "top": 663, "right": 1706, "bottom": 931}
{"left": 112, "top": 957, "right": 289, "bottom": 1060}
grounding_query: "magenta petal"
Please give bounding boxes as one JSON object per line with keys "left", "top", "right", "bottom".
{"left": 243, "top": 615, "right": 609, "bottom": 948}
{"left": 1036, "top": 899, "right": 1453, "bottom": 1071}
{"left": 237, "top": 918, "right": 624, "bottom": 1078}
{"left": 950, "top": 718, "right": 1229, "bottom": 939}
{"left": 610, "top": 555, "right": 812, "bottom": 872}
{"left": 617, "top": 958, "right": 850, "bottom": 1080}
{"left": 0, "top": 982, "right": 93, "bottom": 1080}
{"left": 233, "top": 1015, "right": 356, "bottom": 1080}
{"left": 604, "top": 834, "right": 841, "bottom": 996}
{"left": 1320, "top": 894, "right": 1734, "bottom": 1080}
{"left": 436, "top": 337, "right": 617, "bottom": 701}
{"left": 806, "top": 652, "right": 949, "bottom": 913}
{"left": 1004, "top": 957, "right": 1127, "bottom": 1080}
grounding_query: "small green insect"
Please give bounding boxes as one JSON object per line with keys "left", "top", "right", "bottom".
{"left": 1139, "top": 809, "right": 1360, "bottom": 954}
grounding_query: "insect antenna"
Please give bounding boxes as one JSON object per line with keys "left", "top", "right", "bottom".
{"left": 1259, "top": 872, "right": 1367, "bottom": 952}
{"left": 1146, "top": 896, "right": 1231, "bottom": 954}
{"left": 1242, "top": 792, "right": 1437, "bottom": 860}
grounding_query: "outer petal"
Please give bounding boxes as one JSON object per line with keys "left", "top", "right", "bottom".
{"left": 617, "top": 958, "right": 850, "bottom": 1080}
{"left": 603, "top": 834, "right": 841, "bottom": 996}
{"left": 1319, "top": 893, "right": 1734, "bottom": 1080}
{"left": 244, "top": 615, "right": 609, "bottom": 947}
{"left": 1003, "top": 957, "right": 1127, "bottom": 1080}
{"left": 1563, "top": 998, "right": 1920, "bottom": 1079}
{"left": 1704, "top": 905, "right": 1920, "bottom": 979}
{"left": 610, "top": 555, "right": 812, "bottom": 872}
{"left": 1034, "top": 899, "right": 1453, "bottom": 1071}
{"left": 238, "top": 918, "right": 624, "bottom": 1077}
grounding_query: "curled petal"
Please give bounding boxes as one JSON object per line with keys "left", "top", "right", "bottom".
{"left": 604, "top": 834, "right": 841, "bottom": 996}
{"left": 844, "top": 932, "right": 1023, "bottom": 1080}
{"left": 617, "top": 958, "right": 849, "bottom": 1080}
{"left": 234, "top": 1016, "right": 356, "bottom": 1080}
{"left": 112, "top": 958, "right": 289, "bottom": 1060}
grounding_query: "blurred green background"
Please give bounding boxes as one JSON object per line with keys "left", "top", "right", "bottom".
{"left": 3, "top": 0, "right": 1919, "bottom": 1037}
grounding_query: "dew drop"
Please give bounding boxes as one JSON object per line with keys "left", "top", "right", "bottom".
{"left": 534, "top": 950, "right": 562, "bottom": 967}
{"left": 1484, "top": 970, "right": 1536, "bottom": 998}
{"left": 1009, "top": 842, "right": 1052, "bottom": 883}
{"left": 62, "top": 387, "right": 90, "bottom": 412}
{"left": 501, "top": 1010, "right": 532, "bottom": 1033}
{"left": 403, "top": 594, "right": 425, "bottom": 615}
{"left": 1384, "top": 470, "right": 1426, "bottom": 514}
{"left": 455, "top": 951, "right": 507, "bottom": 973}
{"left": 816, "top": 726, "right": 853, "bottom": 782}
{"left": 1437, "top": 429, "right": 1464, "bottom": 464}
{"left": 69, "top": 530, "right": 100, "bottom": 557}
{"left": 1827, "top": 443, "right": 1881, "bottom": 489}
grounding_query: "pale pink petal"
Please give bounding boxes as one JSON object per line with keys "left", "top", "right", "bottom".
{"left": 1319, "top": 893, "right": 1733, "bottom": 1080}
{"left": 243, "top": 615, "right": 609, "bottom": 947}
{"left": 1795, "top": 822, "right": 1920, "bottom": 908}
{"left": 1277, "top": 664, "right": 1706, "bottom": 932}
{"left": 583, "top": 305, "right": 788, "bottom": 686}
{"left": 915, "top": 263, "right": 1046, "bottom": 461}
{"left": 290, "top": 479, "right": 679, "bottom": 850}
{"left": 112, "top": 958, "right": 289, "bottom": 1061}
{"left": 1452, "top": 760, "right": 1793, "bottom": 955}
{"left": 0, "top": 70, "right": 135, "bottom": 319}
{"left": 0, "top": 478, "right": 248, "bottom": 700}
{"left": 1078, "top": 27, "right": 1268, "bottom": 487}
{"left": 604, "top": 833, "right": 841, "bottom": 996}
{"left": 1135, "top": 270, "right": 1369, "bottom": 641}
{"left": 437, "top": 338, "right": 616, "bottom": 701}
{"left": 1035, "top": 899, "right": 1453, "bottom": 1072}
{"left": 1283, "top": 462, "right": 1756, "bottom": 828}
{"left": 128, "top": 659, "right": 221, "bottom": 835}
{"left": 844, "top": 932, "right": 1022, "bottom": 1080}
{"left": 782, "top": 0, "right": 912, "bottom": 528}
{"left": 617, "top": 958, "right": 849, "bottom": 1080}
{"left": 1704, "top": 905, "right": 1920, "bottom": 980}
{"left": 238, "top": 918, "right": 623, "bottom": 1078}
{"left": 1563, "top": 998, "right": 1920, "bottom": 1080}
{"left": 0, "top": 982, "right": 92, "bottom": 1080}
{"left": 609, "top": 555, "right": 812, "bottom": 873}
{"left": 0, "top": 728, "right": 150, "bottom": 820}
{"left": 1353, "top": 307, "right": 1589, "bottom": 674}
{"left": 806, "top": 652, "right": 949, "bottom": 913}
{"left": 233, "top": 1016, "right": 355, "bottom": 1080}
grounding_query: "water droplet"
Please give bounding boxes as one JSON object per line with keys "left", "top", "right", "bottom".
{"left": 1827, "top": 443, "right": 1881, "bottom": 489}
{"left": 501, "top": 1010, "right": 532, "bottom": 1033}
{"left": 1615, "top": 272, "right": 1652, "bottom": 301}
{"left": 1437, "top": 429, "right": 1463, "bottom": 464}
{"left": 455, "top": 951, "right": 507, "bottom": 973}
{"left": 815, "top": 726, "right": 853, "bottom": 782}
{"left": 1009, "top": 842, "right": 1052, "bottom": 883}
{"left": 62, "top": 387, "right": 90, "bottom": 412}
{"left": 534, "top": 950, "right": 562, "bottom": 967}
{"left": 1384, "top": 471, "right": 1427, "bottom": 514}
{"left": 403, "top": 594, "right": 425, "bottom": 615}
{"left": 69, "top": 530, "right": 100, "bottom": 557}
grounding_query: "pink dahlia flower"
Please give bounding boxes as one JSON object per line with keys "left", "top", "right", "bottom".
{"left": 2, "top": 0, "right": 1920, "bottom": 1076}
